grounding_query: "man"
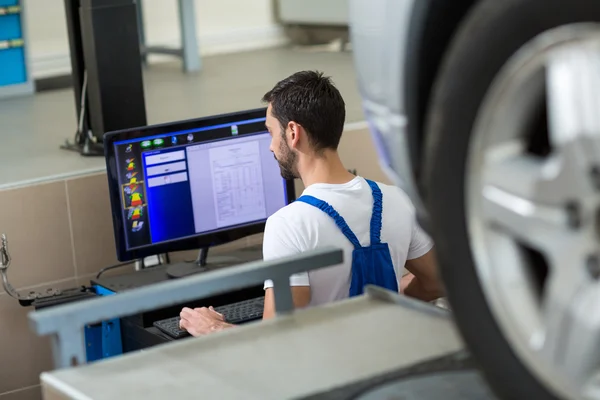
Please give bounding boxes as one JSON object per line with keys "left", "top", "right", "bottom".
{"left": 180, "top": 71, "right": 443, "bottom": 336}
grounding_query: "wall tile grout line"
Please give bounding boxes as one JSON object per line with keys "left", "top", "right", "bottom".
{"left": 0, "top": 383, "right": 39, "bottom": 396}
{"left": 0, "top": 125, "right": 368, "bottom": 192}
{"left": 0, "top": 169, "right": 107, "bottom": 192}
{"left": 64, "top": 180, "right": 78, "bottom": 278}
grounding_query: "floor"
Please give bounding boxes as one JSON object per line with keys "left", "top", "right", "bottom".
{"left": 0, "top": 47, "right": 363, "bottom": 188}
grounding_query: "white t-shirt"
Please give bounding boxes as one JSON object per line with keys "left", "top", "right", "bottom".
{"left": 263, "top": 176, "right": 433, "bottom": 307}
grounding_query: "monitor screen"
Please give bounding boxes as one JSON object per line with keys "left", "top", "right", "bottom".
{"left": 104, "top": 108, "right": 295, "bottom": 262}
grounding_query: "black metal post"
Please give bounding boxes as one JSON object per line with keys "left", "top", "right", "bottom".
{"left": 61, "top": 0, "right": 147, "bottom": 156}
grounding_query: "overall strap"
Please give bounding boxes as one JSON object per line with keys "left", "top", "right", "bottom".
{"left": 365, "top": 179, "right": 383, "bottom": 245}
{"left": 295, "top": 195, "right": 361, "bottom": 249}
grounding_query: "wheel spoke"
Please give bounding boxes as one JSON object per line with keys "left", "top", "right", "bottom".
{"left": 535, "top": 253, "right": 600, "bottom": 389}
{"left": 546, "top": 38, "right": 600, "bottom": 166}
{"left": 583, "top": 372, "right": 600, "bottom": 399}
{"left": 483, "top": 146, "right": 564, "bottom": 202}
{"left": 480, "top": 151, "right": 570, "bottom": 252}
{"left": 540, "top": 38, "right": 600, "bottom": 390}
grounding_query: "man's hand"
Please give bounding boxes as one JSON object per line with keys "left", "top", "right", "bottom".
{"left": 400, "top": 273, "right": 415, "bottom": 293}
{"left": 179, "top": 306, "right": 235, "bottom": 337}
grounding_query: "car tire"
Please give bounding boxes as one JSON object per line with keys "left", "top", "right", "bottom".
{"left": 423, "top": 0, "right": 600, "bottom": 399}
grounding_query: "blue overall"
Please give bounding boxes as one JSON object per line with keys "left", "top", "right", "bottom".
{"left": 296, "top": 179, "right": 399, "bottom": 297}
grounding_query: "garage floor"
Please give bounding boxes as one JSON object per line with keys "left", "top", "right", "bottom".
{"left": 0, "top": 47, "right": 362, "bottom": 188}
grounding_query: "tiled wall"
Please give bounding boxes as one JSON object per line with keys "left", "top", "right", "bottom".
{"left": 0, "top": 127, "right": 390, "bottom": 399}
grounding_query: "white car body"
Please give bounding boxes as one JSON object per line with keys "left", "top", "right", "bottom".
{"left": 349, "top": 0, "right": 425, "bottom": 216}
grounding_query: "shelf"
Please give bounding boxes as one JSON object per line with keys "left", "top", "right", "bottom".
{"left": 0, "top": 0, "right": 31, "bottom": 96}
{"left": 0, "top": 37, "right": 23, "bottom": 50}
{"left": 0, "top": 5, "right": 20, "bottom": 15}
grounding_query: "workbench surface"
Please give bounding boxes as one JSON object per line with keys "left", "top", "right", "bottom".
{"left": 41, "top": 290, "right": 463, "bottom": 400}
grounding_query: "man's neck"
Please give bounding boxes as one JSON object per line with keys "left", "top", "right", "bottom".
{"left": 299, "top": 150, "right": 356, "bottom": 188}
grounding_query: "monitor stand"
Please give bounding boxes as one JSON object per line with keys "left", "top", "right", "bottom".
{"left": 166, "top": 247, "right": 242, "bottom": 279}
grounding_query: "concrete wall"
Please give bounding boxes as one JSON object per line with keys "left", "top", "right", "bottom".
{"left": 0, "top": 126, "right": 390, "bottom": 399}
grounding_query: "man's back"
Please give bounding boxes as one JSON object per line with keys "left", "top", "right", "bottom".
{"left": 178, "top": 71, "right": 443, "bottom": 333}
{"left": 263, "top": 176, "right": 433, "bottom": 306}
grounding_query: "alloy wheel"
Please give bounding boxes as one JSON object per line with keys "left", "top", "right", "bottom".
{"left": 467, "top": 24, "right": 600, "bottom": 400}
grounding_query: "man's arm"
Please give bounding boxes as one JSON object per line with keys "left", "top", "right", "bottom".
{"left": 402, "top": 208, "right": 444, "bottom": 302}
{"left": 179, "top": 213, "right": 310, "bottom": 336}
{"left": 261, "top": 214, "right": 312, "bottom": 319}
{"left": 403, "top": 248, "right": 444, "bottom": 302}
{"left": 263, "top": 286, "right": 311, "bottom": 320}
{"left": 179, "top": 284, "right": 311, "bottom": 336}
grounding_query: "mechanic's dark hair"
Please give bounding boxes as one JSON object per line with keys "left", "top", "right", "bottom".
{"left": 262, "top": 70, "right": 346, "bottom": 152}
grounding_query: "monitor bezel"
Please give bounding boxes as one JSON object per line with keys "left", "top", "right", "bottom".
{"left": 103, "top": 107, "right": 296, "bottom": 262}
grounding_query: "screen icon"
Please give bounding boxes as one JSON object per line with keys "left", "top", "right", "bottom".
{"left": 122, "top": 180, "right": 145, "bottom": 208}
{"left": 127, "top": 207, "right": 143, "bottom": 220}
{"left": 132, "top": 221, "right": 144, "bottom": 233}
{"left": 124, "top": 184, "right": 138, "bottom": 195}
{"left": 231, "top": 125, "right": 238, "bottom": 135}
{"left": 126, "top": 158, "right": 136, "bottom": 171}
{"left": 130, "top": 192, "right": 143, "bottom": 207}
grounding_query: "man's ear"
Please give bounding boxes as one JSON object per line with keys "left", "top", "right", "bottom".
{"left": 287, "top": 121, "right": 302, "bottom": 149}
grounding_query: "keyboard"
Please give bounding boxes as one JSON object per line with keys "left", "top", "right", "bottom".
{"left": 153, "top": 297, "right": 265, "bottom": 339}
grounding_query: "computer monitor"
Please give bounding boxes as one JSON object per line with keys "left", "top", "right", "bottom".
{"left": 104, "top": 108, "right": 296, "bottom": 276}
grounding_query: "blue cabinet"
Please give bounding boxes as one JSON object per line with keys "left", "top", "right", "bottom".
{"left": 85, "top": 285, "right": 124, "bottom": 362}
{"left": 0, "top": 0, "right": 33, "bottom": 97}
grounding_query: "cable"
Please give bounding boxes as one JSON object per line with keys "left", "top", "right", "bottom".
{"left": 196, "top": 247, "right": 209, "bottom": 266}
{"left": 96, "top": 253, "right": 174, "bottom": 279}
{"left": 96, "top": 262, "right": 134, "bottom": 279}
{"left": 96, "top": 253, "right": 172, "bottom": 278}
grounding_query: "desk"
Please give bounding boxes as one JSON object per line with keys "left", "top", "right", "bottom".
{"left": 90, "top": 246, "right": 263, "bottom": 355}
{"left": 39, "top": 289, "right": 489, "bottom": 400}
